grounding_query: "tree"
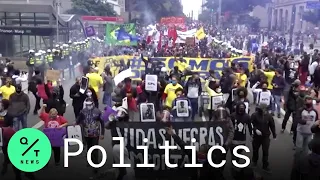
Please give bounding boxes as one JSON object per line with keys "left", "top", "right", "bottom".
{"left": 66, "top": 0, "right": 117, "bottom": 16}
{"left": 303, "top": 10, "right": 320, "bottom": 25}
{"left": 132, "top": 0, "right": 184, "bottom": 23}
{"left": 203, "top": 0, "right": 270, "bottom": 15}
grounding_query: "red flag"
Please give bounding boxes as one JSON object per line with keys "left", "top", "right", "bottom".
{"left": 168, "top": 27, "right": 177, "bottom": 45}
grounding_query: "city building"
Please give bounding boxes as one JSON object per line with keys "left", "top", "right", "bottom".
{"left": 81, "top": 16, "right": 124, "bottom": 35}
{"left": 269, "top": 0, "right": 318, "bottom": 33}
{"left": 0, "top": 0, "right": 124, "bottom": 15}
{"left": 0, "top": 3, "right": 85, "bottom": 57}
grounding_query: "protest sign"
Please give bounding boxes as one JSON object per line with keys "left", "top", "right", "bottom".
{"left": 185, "top": 37, "right": 195, "bottom": 46}
{"left": 145, "top": 74, "right": 158, "bottom": 91}
{"left": 46, "top": 70, "right": 60, "bottom": 81}
{"left": 110, "top": 121, "right": 229, "bottom": 178}
{"left": 43, "top": 128, "right": 66, "bottom": 147}
{"left": 0, "top": 127, "right": 3, "bottom": 147}
{"left": 67, "top": 125, "right": 83, "bottom": 146}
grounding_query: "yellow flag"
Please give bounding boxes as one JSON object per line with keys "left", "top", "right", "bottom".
{"left": 196, "top": 27, "right": 206, "bottom": 40}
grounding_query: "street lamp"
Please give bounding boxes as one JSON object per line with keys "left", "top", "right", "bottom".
{"left": 53, "top": 0, "right": 61, "bottom": 43}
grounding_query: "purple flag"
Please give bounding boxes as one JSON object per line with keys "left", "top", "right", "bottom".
{"left": 43, "top": 128, "right": 66, "bottom": 147}
{"left": 85, "top": 26, "right": 96, "bottom": 37}
{"left": 101, "top": 106, "right": 116, "bottom": 123}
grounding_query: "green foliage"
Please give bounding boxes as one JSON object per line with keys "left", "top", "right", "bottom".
{"left": 66, "top": 0, "right": 117, "bottom": 16}
{"left": 133, "top": 0, "right": 184, "bottom": 22}
{"left": 303, "top": 10, "right": 320, "bottom": 25}
{"left": 203, "top": 0, "right": 270, "bottom": 15}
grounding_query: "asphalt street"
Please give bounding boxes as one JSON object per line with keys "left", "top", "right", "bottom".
{"left": 0, "top": 70, "right": 295, "bottom": 180}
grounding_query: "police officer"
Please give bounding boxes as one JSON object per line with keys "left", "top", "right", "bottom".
{"left": 27, "top": 49, "right": 35, "bottom": 82}
{"left": 46, "top": 49, "right": 53, "bottom": 69}
{"left": 34, "top": 51, "right": 46, "bottom": 80}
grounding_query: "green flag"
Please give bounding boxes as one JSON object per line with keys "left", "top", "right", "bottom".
{"left": 105, "top": 23, "right": 137, "bottom": 46}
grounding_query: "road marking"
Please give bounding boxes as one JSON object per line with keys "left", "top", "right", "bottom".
{"left": 32, "top": 121, "right": 44, "bottom": 129}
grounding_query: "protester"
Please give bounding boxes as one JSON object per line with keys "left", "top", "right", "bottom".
{"left": 251, "top": 104, "right": 277, "bottom": 173}
{"left": 7, "top": 84, "right": 30, "bottom": 131}
{"left": 1, "top": 114, "right": 36, "bottom": 180}
{"left": 45, "top": 81, "right": 66, "bottom": 116}
{"left": 70, "top": 77, "right": 87, "bottom": 118}
{"left": 205, "top": 79, "right": 224, "bottom": 120}
{"left": 0, "top": 99, "right": 10, "bottom": 127}
{"left": 76, "top": 98, "right": 104, "bottom": 176}
{"left": 86, "top": 67, "right": 103, "bottom": 98}
{"left": 271, "top": 68, "right": 286, "bottom": 118}
{"left": 28, "top": 70, "right": 43, "bottom": 114}
{"left": 0, "top": 77, "right": 16, "bottom": 100}
{"left": 163, "top": 76, "right": 183, "bottom": 108}
{"left": 101, "top": 66, "right": 113, "bottom": 107}
{"left": 295, "top": 96, "right": 319, "bottom": 154}
{"left": 184, "top": 72, "right": 202, "bottom": 121}
{"left": 39, "top": 104, "right": 67, "bottom": 166}
{"left": 230, "top": 102, "right": 252, "bottom": 164}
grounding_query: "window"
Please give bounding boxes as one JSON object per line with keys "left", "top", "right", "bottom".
{"left": 20, "top": 13, "right": 35, "bottom": 26}
{"left": 29, "top": 35, "right": 35, "bottom": 50}
{"left": 13, "top": 35, "right": 21, "bottom": 55}
{"left": 35, "top": 13, "right": 50, "bottom": 26}
{"left": 22, "top": 35, "right": 29, "bottom": 52}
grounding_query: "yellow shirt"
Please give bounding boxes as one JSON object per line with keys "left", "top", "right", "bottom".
{"left": 0, "top": 85, "right": 16, "bottom": 100}
{"left": 86, "top": 73, "right": 103, "bottom": 94}
{"left": 173, "top": 61, "right": 188, "bottom": 72}
{"left": 164, "top": 83, "right": 183, "bottom": 108}
{"left": 263, "top": 71, "right": 275, "bottom": 90}
{"left": 239, "top": 73, "right": 248, "bottom": 87}
{"left": 205, "top": 80, "right": 224, "bottom": 110}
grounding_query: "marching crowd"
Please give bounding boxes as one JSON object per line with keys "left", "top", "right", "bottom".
{"left": 1, "top": 26, "right": 320, "bottom": 180}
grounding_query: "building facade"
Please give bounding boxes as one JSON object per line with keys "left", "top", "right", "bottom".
{"left": 270, "top": 0, "right": 317, "bottom": 33}
{"left": 0, "top": 0, "right": 124, "bottom": 16}
{"left": 0, "top": 3, "right": 85, "bottom": 57}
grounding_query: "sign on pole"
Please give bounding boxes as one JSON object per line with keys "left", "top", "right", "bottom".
{"left": 306, "top": 1, "right": 320, "bottom": 9}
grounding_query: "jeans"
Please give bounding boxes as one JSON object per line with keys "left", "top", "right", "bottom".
{"left": 273, "top": 95, "right": 281, "bottom": 115}
{"left": 32, "top": 91, "right": 41, "bottom": 114}
{"left": 13, "top": 114, "right": 27, "bottom": 131}
{"left": 189, "top": 98, "right": 198, "bottom": 121}
{"left": 296, "top": 132, "right": 312, "bottom": 154}
{"left": 103, "top": 92, "right": 112, "bottom": 107}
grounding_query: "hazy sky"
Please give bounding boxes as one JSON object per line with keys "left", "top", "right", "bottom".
{"left": 181, "top": 0, "right": 202, "bottom": 19}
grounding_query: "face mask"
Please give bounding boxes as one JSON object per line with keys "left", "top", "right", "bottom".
{"left": 238, "top": 108, "right": 245, "bottom": 114}
{"left": 239, "top": 93, "right": 245, "bottom": 97}
{"left": 216, "top": 88, "right": 221, "bottom": 93}
{"left": 300, "top": 93, "right": 305, "bottom": 97}
{"left": 49, "top": 115, "right": 57, "bottom": 120}
{"left": 87, "top": 92, "right": 92, "bottom": 97}
{"left": 86, "top": 105, "right": 94, "bottom": 110}
{"left": 306, "top": 103, "right": 313, "bottom": 108}
{"left": 262, "top": 87, "right": 267, "bottom": 91}
{"left": 172, "top": 80, "right": 177, "bottom": 85}
{"left": 16, "top": 89, "right": 21, "bottom": 93}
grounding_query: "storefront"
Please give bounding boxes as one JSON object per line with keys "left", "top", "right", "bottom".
{"left": 0, "top": 4, "right": 86, "bottom": 57}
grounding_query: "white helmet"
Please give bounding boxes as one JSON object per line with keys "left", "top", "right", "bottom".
{"left": 161, "top": 67, "right": 167, "bottom": 72}
{"left": 29, "top": 49, "right": 35, "bottom": 53}
{"left": 35, "top": 53, "right": 40, "bottom": 56}
{"left": 55, "top": 44, "right": 60, "bottom": 48}
{"left": 68, "top": 40, "right": 72, "bottom": 44}
{"left": 52, "top": 48, "right": 56, "bottom": 52}
{"left": 47, "top": 49, "right": 51, "bottom": 53}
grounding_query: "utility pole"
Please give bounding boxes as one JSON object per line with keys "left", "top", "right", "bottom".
{"left": 53, "top": 0, "right": 61, "bottom": 43}
{"left": 217, "top": 0, "right": 222, "bottom": 29}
